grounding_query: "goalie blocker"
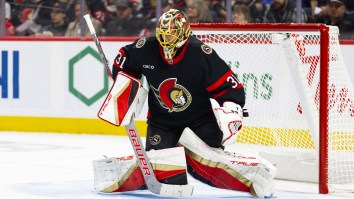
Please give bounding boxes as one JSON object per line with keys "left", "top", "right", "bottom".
{"left": 97, "top": 71, "right": 147, "bottom": 126}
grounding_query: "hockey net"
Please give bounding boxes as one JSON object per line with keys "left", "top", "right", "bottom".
{"left": 191, "top": 23, "right": 354, "bottom": 194}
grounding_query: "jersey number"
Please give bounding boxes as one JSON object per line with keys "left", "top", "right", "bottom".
{"left": 115, "top": 51, "right": 126, "bottom": 69}
{"left": 227, "top": 75, "right": 241, "bottom": 89}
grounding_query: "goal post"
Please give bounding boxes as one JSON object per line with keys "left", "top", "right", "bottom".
{"left": 190, "top": 23, "right": 354, "bottom": 194}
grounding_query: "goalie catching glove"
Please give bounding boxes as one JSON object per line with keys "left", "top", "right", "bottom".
{"left": 210, "top": 98, "right": 243, "bottom": 146}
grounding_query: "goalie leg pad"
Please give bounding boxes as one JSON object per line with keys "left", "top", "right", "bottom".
{"left": 93, "top": 147, "right": 188, "bottom": 193}
{"left": 178, "top": 127, "right": 276, "bottom": 198}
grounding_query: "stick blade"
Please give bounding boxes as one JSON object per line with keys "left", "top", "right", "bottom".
{"left": 83, "top": 14, "right": 96, "bottom": 34}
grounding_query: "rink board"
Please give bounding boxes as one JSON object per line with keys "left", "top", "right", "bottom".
{"left": 0, "top": 38, "right": 354, "bottom": 139}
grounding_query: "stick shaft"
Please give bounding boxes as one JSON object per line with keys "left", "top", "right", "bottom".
{"left": 83, "top": 14, "right": 193, "bottom": 197}
{"left": 83, "top": 14, "right": 113, "bottom": 80}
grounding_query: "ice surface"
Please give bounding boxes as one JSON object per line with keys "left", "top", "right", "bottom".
{"left": 0, "top": 132, "right": 351, "bottom": 199}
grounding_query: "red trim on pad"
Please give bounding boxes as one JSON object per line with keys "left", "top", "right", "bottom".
{"left": 186, "top": 153, "right": 250, "bottom": 192}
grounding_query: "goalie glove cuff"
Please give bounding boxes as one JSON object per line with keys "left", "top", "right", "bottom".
{"left": 210, "top": 99, "right": 243, "bottom": 146}
{"left": 223, "top": 101, "right": 243, "bottom": 119}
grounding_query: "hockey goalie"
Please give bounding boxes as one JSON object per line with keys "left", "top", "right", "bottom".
{"left": 93, "top": 9, "right": 276, "bottom": 198}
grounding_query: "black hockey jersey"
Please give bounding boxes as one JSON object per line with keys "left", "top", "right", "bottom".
{"left": 112, "top": 36, "right": 245, "bottom": 127}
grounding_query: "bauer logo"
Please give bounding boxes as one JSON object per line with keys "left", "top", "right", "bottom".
{"left": 0, "top": 51, "right": 19, "bottom": 99}
{"left": 128, "top": 128, "right": 151, "bottom": 176}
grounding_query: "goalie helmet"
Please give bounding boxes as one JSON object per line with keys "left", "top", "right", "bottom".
{"left": 156, "top": 9, "right": 191, "bottom": 60}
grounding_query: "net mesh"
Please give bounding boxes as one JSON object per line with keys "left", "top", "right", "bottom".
{"left": 192, "top": 25, "right": 354, "bottom": 192}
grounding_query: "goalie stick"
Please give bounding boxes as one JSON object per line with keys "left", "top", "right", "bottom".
{"left": 83, "top": 14, "right": 193, "bottom": 197}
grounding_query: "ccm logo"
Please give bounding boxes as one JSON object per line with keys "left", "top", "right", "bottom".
{"left": 128, "top": 128, "right": 151, "bottom": 176}
{"left": 143, "top": 65, "right": 154, "bottom": 69}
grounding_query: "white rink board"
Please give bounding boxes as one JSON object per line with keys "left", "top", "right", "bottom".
{"left": 0, "top": 40, "right": 130, "bottom": 118}
{"left": 0, "top": 39, "right": 354, "bottom": 123}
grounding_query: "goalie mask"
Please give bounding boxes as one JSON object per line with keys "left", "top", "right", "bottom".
{"left": 156, "top": 9, "right": 191, "bottom": 60}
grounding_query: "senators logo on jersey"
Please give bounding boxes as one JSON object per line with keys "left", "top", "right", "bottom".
{"left": 136, "top": 37, "right": 146, "bottom": 48}
{"left": 151, "top": 78, "right": 192, "bottom": 112}
{"left": 201, "top": 44, "right": 212, "bottom": 54}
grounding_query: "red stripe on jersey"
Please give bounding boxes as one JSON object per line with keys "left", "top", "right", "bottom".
{"left": 206, "top": 70, "right": 234, "bottom": 92}
{"left": 147, "top": 109, "right": 151, "bottom": 119}
{"left": 186, "top": 153, "right": 250, "bottom": 192}
{"left": 213, "top": 90, "right": 228, "bottom": 99}
{"left": 158, "top": 39, "right": 190, "bottom": 65}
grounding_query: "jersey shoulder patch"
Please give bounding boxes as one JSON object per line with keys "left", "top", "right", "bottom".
{"left": 201, "top": 44, "right": 212, "bottom": 54}
{"left": 135, "top": 37, "right": 146, "bottom": 48}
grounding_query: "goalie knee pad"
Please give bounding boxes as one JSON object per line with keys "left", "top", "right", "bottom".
{"left": 178, "top": 127, "right": 276, "bottom": 198}
{"left": 93, "top": 147, "right": 188, "bottom": 193}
